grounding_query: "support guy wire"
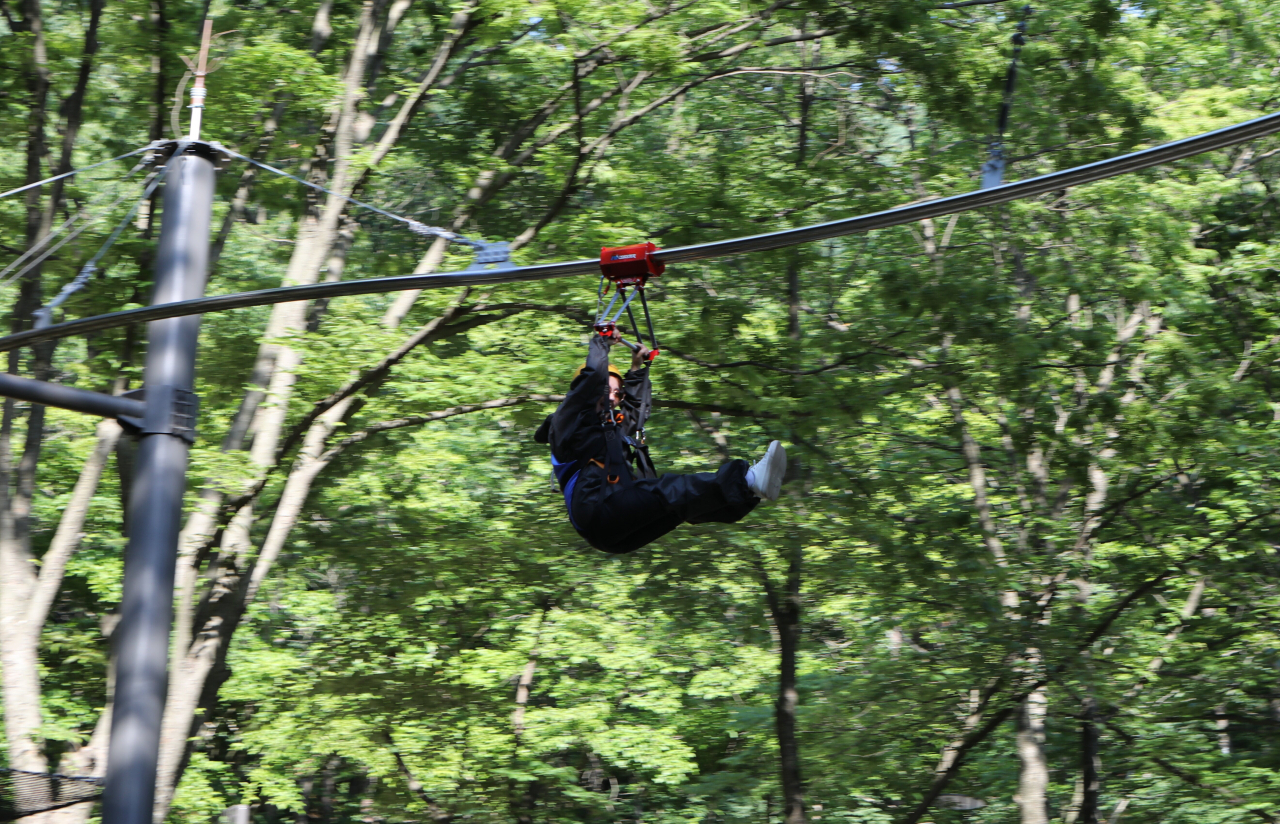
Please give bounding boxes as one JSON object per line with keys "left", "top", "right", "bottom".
{"left": 33, "top": 167, "right": 169, "bottom": 329}
{"left": 0, "top": 156, "right": 154, "bottom": 283}
{"left": 0, "top": 146, "right": 153, "bottom": 201}
{"left": 224, "top": 150, "right": 485, "bottom": 249}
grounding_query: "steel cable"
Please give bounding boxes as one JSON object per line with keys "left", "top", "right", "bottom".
{"left": 224, "top": 150, "right": 484, "bottom": 248}
{"left": 0, "top": 145, "right": 153, "bottom": 201}
{"left": 1, "top": 109, "right": 1278, "bottom": 352}
{"left": 32, "top": 167, "right": 169, "bottom": 329}
{"left": 1, "top": 156, "right": 156, "bottom": 285}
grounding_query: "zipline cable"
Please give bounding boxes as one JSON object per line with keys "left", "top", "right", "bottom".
{"left": 224, "top": 149, "right": 485, "bottom": 249}
{"left": 2, "top": 108, "right": 1279, "bottom": 353}
{"left": 0, "top": 156, "right": 155, "bottom": 284}
{"left": 0, "top": 146, "right": 153, "bottom": 202}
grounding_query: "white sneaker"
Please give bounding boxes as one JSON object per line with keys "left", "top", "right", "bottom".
{"left": 746, "top": 440, "right": 786, "bottom": 501}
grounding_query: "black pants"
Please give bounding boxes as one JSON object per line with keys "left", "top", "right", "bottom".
{"left": 571, "top": 459, "right": 759, "bottom": 554}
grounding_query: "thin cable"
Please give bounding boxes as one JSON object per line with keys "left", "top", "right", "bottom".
{"left": 0, "top": 146, "right": 152, "bottom": 201}
{"left": 2, "top": 190, "right": 136, "bottom": 286}
{"left": 32, "top": 167, "right": 168, "bottom": 329}
{"left": 0, "top": 156, "right": 153, "bottom": 282}
{"left": 224, "top": 149, "right": 483, "bottom": 248}
{"left": 2, "top": 108, "right": 1279, "bottom": 352}
{"left": 981, "top": 5, "right": 1033, "bottom": 189}
{"left": 4, "top": 167, "right": 159, "bottom": 287}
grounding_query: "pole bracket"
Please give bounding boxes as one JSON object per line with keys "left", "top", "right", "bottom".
{"left": 152, "top": 138, "right": 233, "bottom": 171}
{"left": 118, "top": 385, "right": 199, "bottom": 443}
{"left": 466, "top": 240, "right": 515, "bottom": 271}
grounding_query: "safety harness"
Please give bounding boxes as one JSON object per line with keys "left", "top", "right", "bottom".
{"left": 551, "top": 406, "right": 656, "bottom": 530}
{"left": 551, "top": 242, "right": 666, "bottom": 529}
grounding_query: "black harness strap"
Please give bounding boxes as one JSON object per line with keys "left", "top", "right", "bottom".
{"left": 601, "top": 412, "right": 634, "bottom": 488}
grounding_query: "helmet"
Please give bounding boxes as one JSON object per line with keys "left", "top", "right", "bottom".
{"left": 572, "top": 362, "right": 624, "bottom": 383}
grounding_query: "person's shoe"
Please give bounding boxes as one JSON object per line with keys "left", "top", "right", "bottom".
{"left": 746, "top": 440, "right": 786, "bottom": 501}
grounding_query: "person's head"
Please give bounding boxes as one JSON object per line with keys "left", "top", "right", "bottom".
{"left": 571, "top": 361, "right": 625, "bottom": 408}
{"left": 607, "top": 373, "right": 623, "bottom": 407}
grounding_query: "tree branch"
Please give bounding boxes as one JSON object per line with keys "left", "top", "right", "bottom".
{"left": 363, "top": 3, "right": 480, "bottom": 174}
{"left": 389, "top": 736, "right": 453, "bottom": 821}
{"left": 1095, "top": 715, "right": 1277, "bottom": 823}
{"left": 319, "top": 395, "right": 564, "bottom": 462}
{"left": 660, "top": 344, "right": 875, "bottom": 375}
{"left": 575, "top": 0, "right": 702, "bottom": 61}
{"left": 689, "top": 29, "right": 836, "bottom": 62}
{"left": 936, "top": 0, "right": 1014, "bottom": 8}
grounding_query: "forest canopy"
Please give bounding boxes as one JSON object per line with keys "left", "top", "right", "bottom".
{"left": 2, "top": 0, "right": 1280, "bottom": 822}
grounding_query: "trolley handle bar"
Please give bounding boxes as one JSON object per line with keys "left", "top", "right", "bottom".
{"left": 595, "top": 327, "right": 659, "bottom": 361}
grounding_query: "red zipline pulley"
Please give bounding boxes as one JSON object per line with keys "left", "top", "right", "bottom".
{"left": 596, "top": 242, "right": 663, "bottom": 361}
{"left": 599, "top": 242, "right": 664, "bottom": 287}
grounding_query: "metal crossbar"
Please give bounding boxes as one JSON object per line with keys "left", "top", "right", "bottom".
{"left": 1, "top": 109, "right": 1278, "bottom": 353}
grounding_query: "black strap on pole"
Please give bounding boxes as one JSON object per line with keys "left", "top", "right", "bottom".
{"left": 981, "top": 5, "right": 1033, "bottom": 189}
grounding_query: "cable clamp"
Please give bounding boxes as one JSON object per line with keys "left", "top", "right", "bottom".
{"left": 406, "top": 220, "right": 463, "bottom": 242}
{"left": 153, "top": 138, "right": 232, "bottom": 171}
{"left": 466, "top": 240, "right": 514, "bottom": 271}
{"left": 118, "top": 385, "right": 199, "bottom": 443}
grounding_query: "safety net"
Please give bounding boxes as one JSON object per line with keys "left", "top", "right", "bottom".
{"left": 0, "top": 769, "right": 101, "bottom": 821}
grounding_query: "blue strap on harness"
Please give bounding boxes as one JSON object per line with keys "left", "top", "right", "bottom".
{"left": 549, "top": 453, "right": 582, "bottom": 529}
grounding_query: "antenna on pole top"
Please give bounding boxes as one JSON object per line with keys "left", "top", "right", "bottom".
{"left": 187, "top": 18, "right": 213, "bottom": 140}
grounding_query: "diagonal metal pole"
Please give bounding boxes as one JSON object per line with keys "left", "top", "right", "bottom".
{"left": 101, "top": 20, "right": 217, "bottom": 824}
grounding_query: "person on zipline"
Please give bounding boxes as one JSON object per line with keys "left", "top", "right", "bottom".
{"left": 535, "top": 331, "right": 786, "bottom": 553}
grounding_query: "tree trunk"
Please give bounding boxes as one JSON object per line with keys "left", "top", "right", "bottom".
{"left": 1078, "top": 696, "right": 1100, "bottom": 824}
{"left": 945, "top": 385, "right": 1018, "bottom": 611}
{"left": 26, "top": 420, "right": 121, "bottom": 637}
{"left": 758, "top": 547, "right": 806, "bottom": 824}
{"left": 1015, "top": 685, "right": 1049, "bottom": 824}
{"left": 509, "top": 608, "right": 547, "bottom": 824}
{"left": 47, "top": 663, "right": 113, "bottom": 824}
{"left": 1, "top": 0, "right": 54, "bottom": 800}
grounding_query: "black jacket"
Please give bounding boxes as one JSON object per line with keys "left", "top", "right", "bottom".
{"left": 534, "top": 334, "right": 656, "bottom": 483}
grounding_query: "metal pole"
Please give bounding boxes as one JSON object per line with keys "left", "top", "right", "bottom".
{"left": 187, "top": 19, "right": 212, "bottom": 141}
{"left": 0, "top": 372, "right": 145, "bottom": 419}
{"left": 99, "top": 146, "right": 214, "bottom": 824}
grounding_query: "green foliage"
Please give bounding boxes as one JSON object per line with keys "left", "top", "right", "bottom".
{"left": 5, "top": 0, "right": 1280, "bottom": 821}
